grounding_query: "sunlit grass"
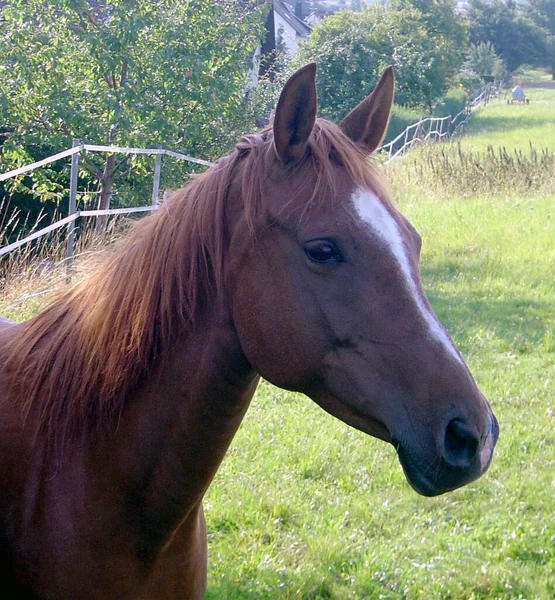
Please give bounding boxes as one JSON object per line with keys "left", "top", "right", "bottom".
{"left": 203, "top": 190, "right": 554, "bottom": 599}
{"left": 0, "top": 72, "right": 553, "bottom": 600}
{"left": 202, "top": 74, "right": 554, "bottom": 599}
{"left": 456, "top": 73, "right": 555, "bottom": 152}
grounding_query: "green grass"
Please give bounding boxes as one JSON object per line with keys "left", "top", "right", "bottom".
{"left": 456, "top": 72, "right": 555, "bottom": 152}
{"left": 203, "top": 191, "right": 554, "bottom": 600}
{"left": 0, "top": 72, "right": 554, "bottom": 599}
{"left": 200, "top": 74, "right": 555, "bottom": 599}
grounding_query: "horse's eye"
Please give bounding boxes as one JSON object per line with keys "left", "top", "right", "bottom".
{"left": 304, "top": 240, "right": 342, "bottom": 264}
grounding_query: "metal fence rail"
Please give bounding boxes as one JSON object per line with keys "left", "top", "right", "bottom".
{"left": 0, "top": 82, "right": 497, "bottom": 261}
{"left": 378, "top": 82, "right": 496, "bottom": 163}
{"left": 0, "top": 142, "right": 215, "bottom": 264}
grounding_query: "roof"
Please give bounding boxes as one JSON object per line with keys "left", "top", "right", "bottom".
{"left": 273, "top": 1, "right": 312, "bottom": 37}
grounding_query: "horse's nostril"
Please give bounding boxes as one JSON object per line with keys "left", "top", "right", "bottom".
{"left": 443, "top": 418, "right": 480, "bottom": 468}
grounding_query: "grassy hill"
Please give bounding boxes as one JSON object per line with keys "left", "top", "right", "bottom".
{"left": 0, "top": 71, "right": 554, "bottom": 600}
{"left": 202, "top": 74, "right": 555, "bottom": 599}
{"left": 458, "top": 69, "right": 555, "bottom": 152}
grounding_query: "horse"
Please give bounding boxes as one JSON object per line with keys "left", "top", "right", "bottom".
{"left": 0, "top": 64, "right": 498, "bottom": 599}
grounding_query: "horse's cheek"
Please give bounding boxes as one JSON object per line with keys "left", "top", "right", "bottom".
{"left": 230, "top": 266, "right": 321, "bottom": 391}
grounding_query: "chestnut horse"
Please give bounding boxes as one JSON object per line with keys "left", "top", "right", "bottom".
{"left": 0, "top": 65, "right": 498, "bottom": 599}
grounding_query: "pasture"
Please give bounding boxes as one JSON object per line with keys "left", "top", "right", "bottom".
{"left": 457, "top": 69, "right": 555, "bottom": 153}
{"left": 202, "top": 78, "right": 555, "bottom": 598}
{"left": 200, "top": 192, "right": 553, "bottom": 599}
{"left": 0, "top": 74, "right": 553, "bottom": 599}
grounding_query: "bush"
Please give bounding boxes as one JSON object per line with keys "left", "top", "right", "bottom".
{"left": 457, "top": 70, "right": 484, "bottom": 94}
{"left": 433, "top": 88, "right": 467, "bottom": 118}
{"left": 385, "top": 106, "right": 424, "bottom": 144}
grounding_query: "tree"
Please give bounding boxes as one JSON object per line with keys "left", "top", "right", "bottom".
{"left": 0, "top": 0, "right": 266, "bottom": 213}
{"left": 464, "top": 42, "right": 506, "bottom": 82}
{"left": 468, "top": 0, "right": 548, "bottom": 73}
{"left": 525, "top": 0, "right": 555, "bottom": 78}
{"left": 292, "top": 3, "right": 467, "bottom": 119}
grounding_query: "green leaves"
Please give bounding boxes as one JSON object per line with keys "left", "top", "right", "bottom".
{"left": 468, "top": 0, "right": 550, "bottom": 73}
{"left": 292, "top": 2, "right": 467, "bottom": 119}
{"left": 0, "top": 0, "right": 267, "bottom": 206}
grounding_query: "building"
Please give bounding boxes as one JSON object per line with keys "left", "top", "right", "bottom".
{"left": 258, "top": 1, "right": 313, "bottom": 77}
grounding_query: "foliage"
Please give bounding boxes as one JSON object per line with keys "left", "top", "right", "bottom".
{"left": 524, "top": 0, "right": 555, "bottom": 78}
{"left": 291, "top": 1, "right": 467, "bottom": 119}
{"left": 464, "top": 42, "right": 507, "bottom": 82}
{"left": 0, "top": 0, "right": 266, "bottom": 211}
{"left": 386, "top": 105, "right": 424, "bottom": 143}
{"left": 457, "top": 70, "right": 483, "bottom": 94}
{"left": 468, "top": 0, "right": 549, "bottom": 73}
{"left": 432, "top": 87, "right": 467, "bottom": 118}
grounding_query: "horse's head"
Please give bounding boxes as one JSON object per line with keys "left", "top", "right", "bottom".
{"left": 228, "top": 64, "right": 498, "bottom": 496}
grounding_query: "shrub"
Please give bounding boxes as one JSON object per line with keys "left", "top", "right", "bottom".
{"left": 433, "top": 88, "right": 467, "bottom": 118}
{"left": 385, "top": 106, "right": 424, "bottom": 144}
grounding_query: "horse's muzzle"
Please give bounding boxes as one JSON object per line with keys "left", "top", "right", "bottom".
{"left": 396, "top": 412, "right": 499, "bottom": 497}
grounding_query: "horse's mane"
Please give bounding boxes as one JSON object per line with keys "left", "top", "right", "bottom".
{"left": 2, "top": 119, "right": 388, "bottom": 452}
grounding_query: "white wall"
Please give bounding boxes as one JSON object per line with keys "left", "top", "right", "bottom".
{"left": 274, "top": 11, "right": 300, "bottom": 56}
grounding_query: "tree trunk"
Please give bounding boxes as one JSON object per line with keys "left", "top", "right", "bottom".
{"left": 96, "top": 154, "right": 116, "bottom": 233}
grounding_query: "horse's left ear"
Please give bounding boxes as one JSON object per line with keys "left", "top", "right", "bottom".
{"left": 273, "top": 63, "right": 317, "bottom": 164}
{"left": 339, "top": 66, "right": 395, "bottom": 154}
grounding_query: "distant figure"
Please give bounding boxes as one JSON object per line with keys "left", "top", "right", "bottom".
{"left": 511, "top": 85, "right": 526, "bottom": 102}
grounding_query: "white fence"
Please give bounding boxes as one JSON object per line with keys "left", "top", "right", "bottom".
{"left": 0, "top": 82, "right": 496, "bottom": 261}
{"left": 378, "top": 82, "right": 496, "bottom": 163}
{"left": 0, "top": 143, "right": 214, "bottom": 264}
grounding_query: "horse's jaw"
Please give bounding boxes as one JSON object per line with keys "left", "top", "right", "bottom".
{"left": 305, "top": 387, "right": 393, "bottom": 444}
{"left": 302, "top": 375, "right": 499, "bottom": 497}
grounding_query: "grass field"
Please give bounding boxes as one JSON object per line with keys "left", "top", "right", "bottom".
{"left": 457, "top": 70, "right": 555, "bottom": 153}
{"left": 202, "top": 206, "right": 554, "bottom": 599}
{"left": 0, "top": 73, "right": 554, "bottom": 599}
{"left": 201, "top": 75, "right": 555, "bottom": 599}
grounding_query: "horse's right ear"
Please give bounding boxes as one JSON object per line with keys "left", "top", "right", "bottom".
{"left": 339, "top": 66, "right": 395, "bottom": 154}
{"left": 273, "top": 63, "right": 317, "bottom": 164}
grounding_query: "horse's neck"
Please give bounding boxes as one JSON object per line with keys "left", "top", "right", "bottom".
{"left": 106, "top": 310, "right": 258, "bottom": 547}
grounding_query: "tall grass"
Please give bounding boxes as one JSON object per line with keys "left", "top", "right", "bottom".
{"left": 389, "top": 142, "right": 555, "bottom": 198}
{"left": 0, "top": 73, "right": 553, "bottom": 599}
{"left": 0, "top": 208, "right": 130, "bottom": 322}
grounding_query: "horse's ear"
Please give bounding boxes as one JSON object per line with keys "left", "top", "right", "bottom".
{"left": 339, "top": 66, "right": 395, "bottom": 154}
{"left": 273, "top": 63, "right": 317, "bottom": 164}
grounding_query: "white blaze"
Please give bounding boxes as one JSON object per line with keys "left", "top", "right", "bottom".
{"left": 351, "top": 187, "right": 463, "bottom": 365}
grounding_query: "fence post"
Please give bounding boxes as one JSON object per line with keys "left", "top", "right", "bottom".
{"left": 151, "top": 151, "right": 162, "bottom": 207}
{"left": 66, "top": 139, "right": 80, "bottom": 274}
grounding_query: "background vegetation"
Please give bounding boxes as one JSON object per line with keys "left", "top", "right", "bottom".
{"left": 1, "top": 73, "right": 553, "bottom": 599}
{"left": 0, "top": 0, "right": 265, "bottom": 217}
{"left": 1, "top": 0, "right": 554, "bottom": 235}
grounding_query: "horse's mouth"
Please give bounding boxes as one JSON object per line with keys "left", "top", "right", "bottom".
{"left": 396, "top": 458, "right": 447, "bottom": 497}
{"left": 395, "top": 416, "right": 499, "bottom": 497}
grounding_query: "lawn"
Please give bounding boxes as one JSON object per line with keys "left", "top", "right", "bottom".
{"left": 202, "top": 193, "right": 554, "bottom": 599}
{"left": 457, "top": 71, "right": 555, "bottom": 152}
{"left": 201, "top": 75, "right": 555, "bottom": 599}
{"left": 0, "top": 72, "right": 553, "bottom": 600}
